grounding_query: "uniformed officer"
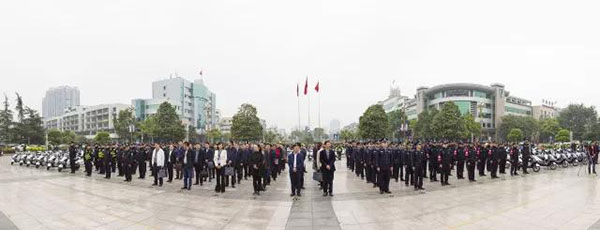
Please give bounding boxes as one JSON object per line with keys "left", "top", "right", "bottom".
{"left": 499, "top": 143, "right": 508, "bottom": 174}
{"left": 404, "top": 144, "right": 414, "bottom": 186}
{"left": 428, "top": 143, "right": 439, "bottom": 182}
{"left": 455, "top": 142, "right": 465, "bottom": 180}
{"left": 123, "top": 146, "right": 133, "bottom": 182}
{"left": 392, "top": 143, "right": 401, "bottom": 182}
{"left": 478, "top": 143, "right": 487, "bottom": 176}
{"left": 440, "top": 142, "right": 452, "bottom": 186}
{"left": 413, "top": 144, "right": 425, "bottom": 191}
{"left": 466, "top": 143, "right": 477, "bottom": 182}
{"left": 376, "top": 140, "right": 393, "bottom": 194}
{"left": 104, "top": 146, "right": 113, "bottom": 179}
{"left": 509, "top": 143, "right": 519, "bottom": 176}
{"left": 137, "top": 146, "right": 147, "bottom": 179}
{"left": 356, "top": 143, "right": 365, "bottom": 179}
{"left": 489, "top": 143, "right": 499, "bottom": 179}
{"left": 522, "top": 141, "right": 531, "bottom": 174}
{"left": 365, "top": 143, "right": 374, "bottom": 185}
{"left": 83, "top": 145, "right": 93, "bottom": 177}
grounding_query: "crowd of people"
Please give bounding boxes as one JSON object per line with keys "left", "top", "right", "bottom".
{"left": 71, "top": 141, "right": 290, "bottom": 195}
{"left": 343, "top": 140, "right": 600, "bottom": 193}
{"left": 65, "top": 139, "right": 599, "bottom": 197}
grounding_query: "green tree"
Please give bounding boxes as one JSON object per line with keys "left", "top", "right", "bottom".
{"left": 359, "top": 105, "right": 389, "bottom": 140}
{"left": 555, "top": 129, "right": 571, "bottom": 142}
{"left": 387, "top": 109, "right": 407, "bottom": 140}
{"left": 431, "top": 102, "right": 465, "bottom": 141}
{"left": 313, "top": 127, "right": 328, "bottom": 142}
{"left": 558, "top": 104, "right": 598, "bottom": 140}
{"left": 539, "top": 118, "right": 561, "bottom": 142}
{"left": 231, "top": 104, "right": 263, "bottom": 141}
{"left": 507, "top": 128, "right": 524, "bottom": 142}
{"left": 206, "top": 129, "right": 223, "bottom": 143}
{"left": 113, "top": 109, "right": 136, "bottom": 143}
{"left": 290, "top": 129, "right": 313, "bottom": 144}
{"left": 414, "top": 108, "right": 438, "bottom": 140}
{"left": 498, "top": 115, "right": 539, "bottom": 142}
{"left": 0, "top": 94, "right": 13, "bottom": 143}
{"left": 340, "top": 129, "right": 357, "bottom": 141}
{"left": 154, "top": 102, "right": 186, "bottom": 142}
{"left": 94, "top": 131, "right": 111, "bottom": 144}
{"left": 21, "top": 107, "right": 45, "bottom": 144}
{"left": 188, "top": 126, "right": 201, "bottom": 142}
{"left": 47, "top": 129, "right": 63, "bottom": 146}
{"left": 583, "top": 122, "right": 600, "bottom": 141}
{"left": 139, "top": 114, "right": 159, "bottom": 142}
{"left": 222, "top": 132, "right": 232, "bottom": 142}
{"left": 463, "top": 113, "right": 481, "bottom": 141}
{"left": 62, "top": 130, "right": 76, "bottom": 144}
{"left": 264, "top": 129, "right": 281, "bottom": 143}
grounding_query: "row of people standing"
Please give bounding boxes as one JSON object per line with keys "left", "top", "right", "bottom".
{"left": 345, "top": 140, "right": 537, "bottom": 193}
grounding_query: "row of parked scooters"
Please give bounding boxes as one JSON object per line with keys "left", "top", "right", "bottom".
{"left": 512, "top": 148, "right": 589, "bottom": 172}
{"left": 10, "top": 151, "right": 83, "bottom": 172}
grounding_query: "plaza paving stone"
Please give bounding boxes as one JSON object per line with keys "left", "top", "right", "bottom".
{"left": 1, "top": 155, "right": 600, "bottom": 230}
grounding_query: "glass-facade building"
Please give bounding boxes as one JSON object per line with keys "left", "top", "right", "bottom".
{"left": 403, "top": 83, "right": 533, "bottom": 139}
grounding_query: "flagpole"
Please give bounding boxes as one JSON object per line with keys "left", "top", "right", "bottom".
{"left": 307, "top": 91, "right": 311, "bottom": 130}
{"left": 297, "top": 84, "right": 301, "bottom": 133}
{"left": 318, "top": 83, "right": 321, "bottom": 129}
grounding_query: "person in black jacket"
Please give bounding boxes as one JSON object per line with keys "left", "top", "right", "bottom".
{"left": 193, "top": 143, "right": 205, "bottom": 186}
{"left": 83, "top": 145, "right": 93, "bottom": 177}
{"left": 104, "top": 146, "right": 113, "bottom": 179}
{"left": 249, "top": 144, "right": 264, "bottom": 195}
{"left": 509, "top": 143, "right": 519, "bottom": 176}
{"left": 167, "top": 144, "right": 176, "bottom": 182}
{"left": 440, "top": 143, "right": 452, "bottom": 186}
{"left": 68, "top": 143, "right": 77, "bottom": 174}
{"left": 320, "top": 141, "right": 336, "bottom": 197}
{"left": 404, "top": 144, "right": 414, "bottom": 186}
{"left": 466, "top": 143, "right": 477, "bottom": 182}
{"left": 498, "top": 143, "right": 508, "bottom": 174}
{"left": 181, "top": 142, "right": 194, "bottom": 190}
{"left": 522, "top": 141, "right": 531, "bottom": 174}
{"left": 376, "top": 141, "right": 393, "bottom": 194}
{"left": 490, "top": 143, "right": 500, "bottom": 179}
{"left": 413, "top": 144, "right": 425, "bottom": 190}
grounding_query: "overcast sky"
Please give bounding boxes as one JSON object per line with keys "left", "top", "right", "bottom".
{"left": 1, "top": 0, "right": 599, "bottom": 131}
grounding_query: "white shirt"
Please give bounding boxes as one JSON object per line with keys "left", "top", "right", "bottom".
{"left": 213, "top": 150, "right": 228, "bottom": 167}
{"left": 293, "top": 153, "right": 298, "bottom": 169}
{"left": 152, "top": 148, "right": 165, "bottom": 167}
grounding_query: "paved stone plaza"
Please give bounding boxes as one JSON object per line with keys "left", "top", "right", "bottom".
{"left": 1, "top": 155, "right": 600, "bottom": 230}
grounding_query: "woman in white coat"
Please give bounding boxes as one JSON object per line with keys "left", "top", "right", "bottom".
{"left": 152, "top": 143, "right": 165, "bottom": 187}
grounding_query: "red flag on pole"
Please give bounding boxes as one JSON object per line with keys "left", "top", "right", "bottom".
{"left": 315, "top": 81, "right": 320, "bottom": 93}
{"left": 304, "top": 77, "right": 308, "bottom": 95}
{"left": 296, "top": 83, "right": 299, "bottom": 97}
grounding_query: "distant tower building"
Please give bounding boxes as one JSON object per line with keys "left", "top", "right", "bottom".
{"left": 329, "top": 119, "right": 341, "bottom": 140}
{"left": 42, "top": 86, "right": 80, "bottom": 119}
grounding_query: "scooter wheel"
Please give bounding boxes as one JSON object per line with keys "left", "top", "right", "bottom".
{"left": 562, "top": 161, "right": 569, "bottom": 168}
{"left": 550, "top": 164, "right": 557, "bottom": 170}
{"left": 47, "top": 167, "right": 50, "bottom": 171}
{"left": 573, "top": 162, "right": 579, "bottom": 166}
{"left": 35, "top": 165, "right": 39, "bottom": 169}
{"left": 10, "top": 162, "right": 14, "bottom": 165}
{"left": 58, "top": 168, "right": 62, "bottom": 172}
{"left": 533, "top": 165, "right": 540, "bottom": 172}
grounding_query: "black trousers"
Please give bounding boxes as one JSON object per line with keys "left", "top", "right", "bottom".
{"left": 167, "top": 162, "right": 174, "bottom": 181}
{"left": 117, "top": 160, "right": 123, "bottom": 176}
{"left": 84, "top": 161, "right": 92, "bottom": 176}
{"left": 105, "top": 162, "right": 111, "bottom": 178}
{"left": 467, "top": 161, "right": 476, "bottom": 181}
{"left": 252, "top": 172, "right": 262, "bottom": 193}
{"left": 456, "top": 160, "right": 465, "bottom": 178}
{"left": 522, "top": 156, "right": 529, "bottom": 173}
{"left": 153, "top": 164, "right": 163, "bottom": 186}
{"left": 588, "top": 156, "right": 597, "bottom": 174}
{"left": 215, "top": 167, "right": 225, "bottom": 192}
{"left": 441, "top": 165, "right": 450, "bottom": 185}
{"left": 356, "top": 162, "right": 364, "bottom": 178}
{"left": 429, "top": 162, "right": 438, "bottom": 181}
{"left": 290, "top": 171, "right": 301, "bottom": 195}
{"left": 124, "top": 164, "right": 132, "bottom": 181}
{"left": 138, "top": 161, "right": 146, "bottom": 178}
{"left": 478, "top": 158, "right": 486, "bottom": 175}
{"left": 244, "top": 165, "right": 249, "bottom": 179}
{"left": 378, "top": 168, "right": 391, "bottom": 192}
{"left": 405, "top": 166, "right": 413, "bottom": 185}
{"left": 322, "top": 170, "right": 334, "bottom": 194}
{"left": 510, "top": 159, "right": 518, "bottom": 175}
{"left": 414, "top": 166, "right": 423, "bottom": 189}
{"left": 490, "top": 160, "right": 498, "bottom": 178}
{"left": 499, "top": 159, "right": 507, "bottom": 173}
{"left": 393, "top": 163, "right": 400, "bottom": 181}
{"left": 111, "top": 160, "right": 116, "bottom": 173}
{"left": 194, "top": 164, "right": 203, "bottom": 185}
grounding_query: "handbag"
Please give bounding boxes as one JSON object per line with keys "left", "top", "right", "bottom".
{"left": 175, "top": 163, "right": 183, "bottom": 171}
{"left": 158, "top": 168, "right": 167, "bottom": 178}
{"left": 224, "top": 166, "right": 235, "bottom": 176}
{"left": 207, "top": 161, "right": 215, "bottom": 169}
{"left": 200, "top": 168, "right": 209, "bottom": 177}
{"left": 312, "top": 171, "right": 323, "bottom": 182}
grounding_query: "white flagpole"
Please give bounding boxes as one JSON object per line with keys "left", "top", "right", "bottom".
{"left": 318, "top": 81, "right": 321, "bottom": 129}
{"left": 307, "top": 89, "right": 311, "bottom": 130}
{"left": 297, "top": 84, "right": 301, "bottom": 132}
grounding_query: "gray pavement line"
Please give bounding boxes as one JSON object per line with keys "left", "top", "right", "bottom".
{"left": 0, "top": 210, "right": 19, "bottom": 230}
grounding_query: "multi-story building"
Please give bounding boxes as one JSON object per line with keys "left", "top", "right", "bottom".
{"left": 533, "top": 103, "right": 560, "bottom": 120}
{"left": 42, "top": 86, "right": 80, "bottom": 119}
{"left": 43, "top": 103, "right": 129, "bottom": 139}
{"left": 390, "top": 83, "right": 534, "bottom": 139}
{"left": 218, "top": 117, "right": 233, "bottom": 134}
{"left": 132, "top": 76, "right": 217, "bottom": 134}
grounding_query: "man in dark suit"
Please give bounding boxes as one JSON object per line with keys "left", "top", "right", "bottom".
{"left": 193, "top": 143, "right": 205, "bottom": 186}
{"left": 68, "top": 143, "right": 77, "bottom": 174}
{"left": 226, "top": 142, "right": 238, "bottom": 188}
{"left": 181, "top": 142, "right": 194, "bottom": 190}
{"left": 288, "top": 143, "right": 305, "bottom": 197}
{"left": 167, "top": 144, "right": 176, "bottom": 182}
{"left": 376, "top": 140, "right": 393, "bottom": 194}
{"left": 320, "top": 141, "right": 336, "bottom": 196}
